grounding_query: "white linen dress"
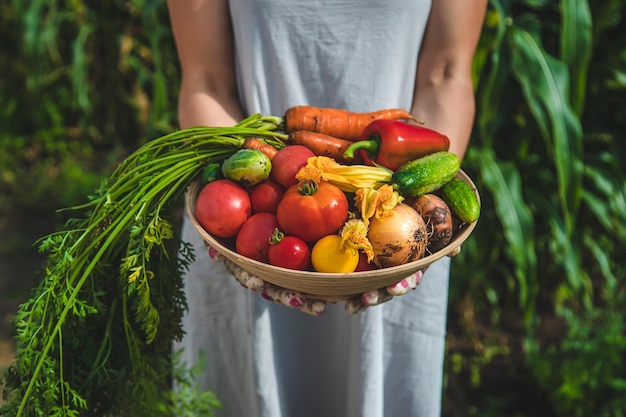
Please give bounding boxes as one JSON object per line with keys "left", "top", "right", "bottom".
{"left": 175, "top": 0, "right": 452, "bottom": 416}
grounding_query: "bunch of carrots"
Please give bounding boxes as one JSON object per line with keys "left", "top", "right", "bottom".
{"left": 243, "top": 106, "right": 418, "bottom": 163}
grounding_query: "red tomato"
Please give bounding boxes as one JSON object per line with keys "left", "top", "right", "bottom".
{"left": 276, "top": 180, "right": 349, "bottom": 243}
{"left": 270, "top": 145, "right": 315, "bottom": 188}
{"left": 195, "top": 179, "right": 251, "bottom": 238}
{"left": 235, "top": 213, "right": 279, "bottom": 262}
{"left": 268, "top": 231, "right": 311, "bottom": 271}
{"left": 249, "top": 179, "right": 285, "bottom": 214}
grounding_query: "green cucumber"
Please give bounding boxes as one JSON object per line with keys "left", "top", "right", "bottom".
{"left": 440, "top": 178, "right": 480, "bottom": 223}
{"left": 392, "top": 151, "right": 460, "bottom": 197}
{"left": 222, "top": 149, "right": 271, "bottom": 187}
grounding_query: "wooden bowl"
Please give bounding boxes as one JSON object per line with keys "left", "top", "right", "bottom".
{"left": 185, "top": 170, "right": 479, "bottom": 301}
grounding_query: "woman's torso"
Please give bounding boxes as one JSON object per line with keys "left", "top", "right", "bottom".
{"left": 228, "top": 0, "right": 432, "bottom": 115}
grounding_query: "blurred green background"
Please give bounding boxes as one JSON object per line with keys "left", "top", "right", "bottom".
{"left": 1, "top": 0, "right": 625, "bottom": 416}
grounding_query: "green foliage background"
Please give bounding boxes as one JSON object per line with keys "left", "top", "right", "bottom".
{"left": 1, "top": 0, "right": 625, "bottom": 416}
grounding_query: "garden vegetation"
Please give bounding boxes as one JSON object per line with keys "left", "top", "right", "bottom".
{"left": 1, "top": 0, "right": 625, "bottom": 416}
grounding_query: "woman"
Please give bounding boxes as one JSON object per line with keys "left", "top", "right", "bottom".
{"left": 167, "top": 1, "right": 486, "bottom": 416}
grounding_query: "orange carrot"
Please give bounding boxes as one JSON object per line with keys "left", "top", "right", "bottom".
{"left": 242, "top": 137, "right": 279, "bottom": 160}
{"left": 288, "top": 131, "right": 360, "bottom": 163}
{"left": 284, "top": 106, "right": 417, "bottom": 141}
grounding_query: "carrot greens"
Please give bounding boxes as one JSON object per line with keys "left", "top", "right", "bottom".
{"left": 0, "top": 115, "right": 286, "bottom": 417}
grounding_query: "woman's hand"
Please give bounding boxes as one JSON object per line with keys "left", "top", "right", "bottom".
{"left": 222, "top": 257, "right": 328, "bottom": 316}
{"left": 208, "top": 244, "right": 460, "bottom": 315}
{"left": 343, "top": 270, "right": 426, "bottom": 314}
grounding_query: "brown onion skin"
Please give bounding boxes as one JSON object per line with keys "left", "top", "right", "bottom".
{"left": 367, "top": 203, "right": 428, "bottom": 268}
{"left": 411, "top": 194, "right": 453, "bottom": 253}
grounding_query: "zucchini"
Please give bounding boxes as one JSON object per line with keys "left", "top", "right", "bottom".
{"left": 440, "top": 178, "right": 480, "bottom": 223}
{"left": 222, "top": 149, "right": 272, "bottom": 187}
{"left": 392, "top": 151, "right": 460, "bottom": 197}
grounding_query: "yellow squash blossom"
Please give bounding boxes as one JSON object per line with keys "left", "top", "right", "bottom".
{"left": 354, "top": 184, "right": 404, "bottom": 227}
{"left": 339, "top": 218, "right": 375, "bottom": 262}
{"left": 295, "top": 156, "right": 392, "bottom": 193}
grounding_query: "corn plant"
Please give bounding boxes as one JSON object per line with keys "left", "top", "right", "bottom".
{"left": 0, "top": 0, "right": 180, "bottom": 214}
{"left": 448, "top": 0, "right": 626, "bottom": 414}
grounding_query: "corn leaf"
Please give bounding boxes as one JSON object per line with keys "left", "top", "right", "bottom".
{"left": 143, "top": 0, "right": 172, "bottom": 132}
{"left": 471, "top": 148, "right": 536, "bottom": 318}
{"left": 533, "top": 194, "right": 591, "bottom": 310}
{"left": 508, "top": 19, "right": 583, "bottom": 235}
{"left": 590, "top": 0, "right": 626, "bottom": 40}
{"left": 584, "top": 235, "right": 617, "bottom": 294}
{"left": 583, "top": 160, "right": 626, "bottom": 240}
{"left": 72, "top": 23, "right": 93, "bottom": 113}
{"left": 476, "top": 0, "right": 511, "bottom": 146}
{"left": 561, "top": 0, "right": 593, "bottom": 116}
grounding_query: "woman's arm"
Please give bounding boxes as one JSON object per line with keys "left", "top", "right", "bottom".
{"left": 167, "top": 0, "right": 244, "bottom": 129}
{"left": 411, "top": 0, "right": 488, "bottom": 160}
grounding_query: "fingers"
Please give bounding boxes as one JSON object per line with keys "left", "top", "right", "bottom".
{"left": 216, "top": 245, "right": 431, "bottom": 316}
{"left": 386, "top": 269, "right": 424, "bottom": 296}
{"left": 298, "top": 299, "right": 327, "bottom": 316}
{"left": 262, "top": 285, "right": 305, "bottom": 307}
{"left": 345, "top": 268, "right": 429, "bottom": 314}
{"left": 207, "top": 244, "right": 225, "bottom": 261}
{"left": 344, "top": 298, "right": 369, "bottom": 314}
{"left": 261, "top": 283, "right": 327, "bottom": 316}
{"left": 363, "top": 288, "right": 393, "bottom": 306}
{"left": 345, "top": 288, "right": 393, "bottom": 315}
{"left": 222, "top": 258, "right": 327, "bottom": 316}
{"left": 224, "top": 258, "right": 267, "bottom": 292}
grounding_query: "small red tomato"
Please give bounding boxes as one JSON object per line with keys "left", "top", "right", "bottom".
{"left": 195, "top": 179, "right": 251, "bottom": 238}
{"left": 235, "top": 213, "right": 279, "bottom": 262}
{"left": 267, "top": 229, "right": 311, "bottom": 271}
{"left": 270, "top": 145, "right": 315, "bottom": 188}
{"left": 249, "top": 179, "right": 285, "bottom": 214}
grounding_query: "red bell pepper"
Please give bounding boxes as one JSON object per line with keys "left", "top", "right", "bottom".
{"left": 343, "top": 119, "right": 450, "bottom": 170}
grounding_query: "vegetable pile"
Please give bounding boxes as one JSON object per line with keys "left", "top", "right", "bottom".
{"left": 195, "top": 107, "right": 481, "bottom": 275}
{"left": 0, "top": 106, "right": 479, "bottom": 417}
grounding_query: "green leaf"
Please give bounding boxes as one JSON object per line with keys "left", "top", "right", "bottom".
{"left": 471, "top": 148, "right": 537, "bottom": 319}
{"left": 533, "top": 194, "right": 591, "bottom": 310}
{"left": 583, "top": 156, "right": 626, "bottom": 239}
{"left": 508, "top": 20, "right": 583, "bottom": 236}
{"left": 583, "top": 234, "right": 617, "bottom": 293}
{"left": 561, "top": 0, "right": 593, "bottom": 115}
{"left": 476, "top": 0, "right": 512, "bottom": 147}
{"left": 590, "top": 0, "right": 626, "bottom": 40}
{"left": 72, "top": 23, "right": 93, "bottom": 113}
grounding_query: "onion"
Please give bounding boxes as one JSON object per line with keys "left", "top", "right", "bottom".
{"left": 367, "top": 203, "right": 428, "bottom": 268}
